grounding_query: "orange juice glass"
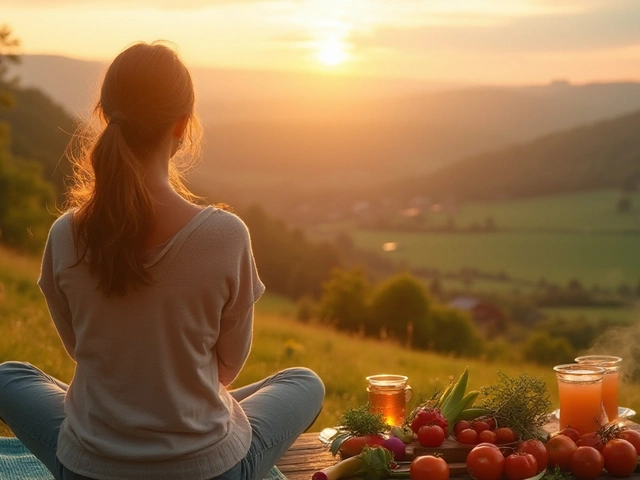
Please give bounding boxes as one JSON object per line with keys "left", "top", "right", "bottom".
{"left": 575, "top": 356, "right": 622, "bottom": 422}
{"left": 554, "top": 364, "right": 606, "bottom": 434}
{"left": 366, "top": 374, "right": 412, "bottom": 427}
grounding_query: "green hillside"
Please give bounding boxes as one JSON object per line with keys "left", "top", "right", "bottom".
{"left": 0, "top": 83, "right": 76, "bottom": 195}
{"left": 3, "top": 246, "right": 640, "bottom": 438}
{"left": 393, "top": 110, "right": 640, "bottom": 201}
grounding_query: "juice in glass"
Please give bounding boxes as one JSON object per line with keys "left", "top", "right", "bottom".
{"left": 575, "top": 355, "right": 622, "bottom": 421}
{"left": 554, "top": 364, "right": 606, "bottom": 434}
{"left": 366, "top": 374, "right": 412, "bottom": 427}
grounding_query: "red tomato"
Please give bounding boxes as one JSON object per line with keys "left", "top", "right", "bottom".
{"left": 618, "top": 428, "right": 640, "bottom": 453}
{"left": 484, "top": 417, "right": 497, "bottom": 430}
{"left": 467, "top": 444, "right": 505, "bottom": 480}
{"left": 476, "top": 442, "right": 500, "bottom": 450}
{"left": 410, "top": 455, "right": 450, "bottom": 480}
{"left": 478, "top": 430, "right": 497, "bottom": 445}
{"left": 576, "top": 432, "right": 604, "bottom": 452}
{"left": 473, "top": 421, "right": 491, "bottom": 434}
{"left": 454, "top": 420, "right": 472, "bottom": 436}
{"left": 457, "top": 428, "right": 479, "bottom": 445}
{"left": 504, "top": 452, "right": 537, "bottom": 480}
{"left": 518, "top": 439, "right": 549, "bottom": 472}
{"left": 495, "top": 427, "right": 518, "bottom": 445}
{"left": 569, "top": 446, "right": 604, "bottom": 480}
{"left": 418, "top": 425, "right": 445, "bottom": 447}
{"left": 546, "top": 434, "right": 577, "bottom": 471}
{"left": 601, "top": 438, "right": 637, "bottom": 477}
{"left": 557, "top": 427, "right": 581, "bottom": 443}
{"left": 339, "top": 435, "right": 385, "bottom": 457}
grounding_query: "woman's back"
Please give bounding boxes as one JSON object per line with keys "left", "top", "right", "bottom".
{"left": 40, "top": 206, "right": 264, "bottom": 477}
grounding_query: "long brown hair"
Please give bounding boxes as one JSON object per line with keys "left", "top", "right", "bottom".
{"left": 66, "top": 42, "right": 202, "bottom": 297}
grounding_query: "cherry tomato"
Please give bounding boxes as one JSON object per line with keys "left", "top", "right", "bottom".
{"left": 418, "top": 425, "right": 445, "bottom": 448}
{"left": 484, "top": 417, "right": 497, "bottom": 430}
{"left": 557, "top": 427, "right": 581, "bottom": 443}
{"left": 546, "top": 434, "right": 577, "bottom": 471}
{"left": 618, "top": 428, "right": 640, "bottom": 453}
{"left": 518, "top": 439, "right": 549, "bottom": 472}
{"left": 339, "top": 435, "right": 385, "bottom": 457}
{"left": 569, "top": 446, "right": 604, "bottom": 480}
{"left": 495, "top": 427, "right": 518, "bottom": 445}
{"left": 466, "top": 444, "right": 505, "bottom": 480}
{"left": 478, "top": 430, "right": 497, "bottom": 445}
{"left": 454, "top": 420, "right": 472, "bottom": 436}
{"left": 576, "top": 432, "right": 604, "bottom": 452}
{"left": 601, "top": 438, "right": 637, "bottom": 477}
{"left": 472, "top": 421, "right": 491, "bottom": 434}
{"left": 410, "top": 455, "right": 450, "bottom": 480}
{"left": 504, "top": 452, "right": 537, "bottom": 480}
{"left": 457, "top": 428, "right": 479, "bottom": 445}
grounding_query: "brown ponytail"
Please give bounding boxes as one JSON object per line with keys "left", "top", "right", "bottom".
{"left": 66, "top": 42, "right": 202, "bottom": 297}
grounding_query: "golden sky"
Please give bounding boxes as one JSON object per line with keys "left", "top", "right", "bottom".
{"left": 4, "top": 0, "right": 640, "bottom": 84}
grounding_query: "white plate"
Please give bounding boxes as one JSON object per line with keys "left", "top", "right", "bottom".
{"left": 551, "top": 406, "right": 636, "bottom": 420}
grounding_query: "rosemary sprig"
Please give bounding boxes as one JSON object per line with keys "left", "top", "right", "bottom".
{"left": 480, "top": 371, "right": 551, "bottom": 440}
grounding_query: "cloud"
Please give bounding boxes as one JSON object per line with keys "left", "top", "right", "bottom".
{"left": 352, "top": 0, "right": 640, "bottom": 54}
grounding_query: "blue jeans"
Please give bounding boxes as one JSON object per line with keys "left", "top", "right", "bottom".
{"left": 0, "top": 362, "right": 324, "bottom": 480}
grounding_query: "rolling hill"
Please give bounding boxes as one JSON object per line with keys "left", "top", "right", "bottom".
{"left": 12, "top": 56, "right": 640, "bottom": 196}
{"left": 389, "top": 109, "right": 640, "bottom": 202}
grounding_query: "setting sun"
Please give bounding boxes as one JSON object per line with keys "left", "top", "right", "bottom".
{"left": 316, "top": 38, "right": 348, "bottom": 67}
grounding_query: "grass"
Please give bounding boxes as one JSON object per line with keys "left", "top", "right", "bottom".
{"left": 3, "top": 246, "right": 640, "bottom": 440}
{"left": 348, "top": 230, "right": 640, "bottom": 289}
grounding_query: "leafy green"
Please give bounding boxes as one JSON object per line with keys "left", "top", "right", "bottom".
{"left": 354, "top": 446, "right": 410, "bottom": 480}
{"left": 543, "top": 466, "right": 576, "bottom": 480}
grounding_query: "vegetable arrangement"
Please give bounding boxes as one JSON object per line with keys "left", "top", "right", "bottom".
{"left": 316, "top": 368, "right": 640, "bottom": 480}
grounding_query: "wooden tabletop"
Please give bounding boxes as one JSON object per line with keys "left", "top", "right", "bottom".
{"left": 278, "top": 418, "right": 640, "bottom": 480}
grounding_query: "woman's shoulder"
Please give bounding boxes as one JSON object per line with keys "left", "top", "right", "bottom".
{"left": 48, "top": 210, "right": 75, "bottom": 240}
{"left": 206, "top": 206, "right": 250, "bottom": 236}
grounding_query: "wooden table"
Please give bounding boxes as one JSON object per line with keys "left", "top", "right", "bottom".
{"left": 277, "top": 417, "right": 640, "bottom": 480}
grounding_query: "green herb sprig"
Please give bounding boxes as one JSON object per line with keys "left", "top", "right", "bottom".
{"left": 338, "top": 404, "right": 389, "bottom": 437}
{"left": 480, "top": 371, "right": 551, "bottom": 440}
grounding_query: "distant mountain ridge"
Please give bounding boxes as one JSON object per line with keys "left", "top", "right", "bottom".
{"left": 10, "top": 55, "right": 640, "bottom": 199}
{"left": 389, "top": 109, "right": 640, "bottom": 201}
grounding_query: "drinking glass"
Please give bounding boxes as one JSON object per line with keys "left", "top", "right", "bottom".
{"left": 575, "top": 355, "right": 622, "bottom": 421}
{"left": 554, "top": 364, "right": 607, "bottom": 434}
{"left": 366, "top": 374, "right": 412, "bottom": 427}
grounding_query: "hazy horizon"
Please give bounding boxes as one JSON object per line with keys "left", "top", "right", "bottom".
{"left": 4, "top": 0, "right": 640, "bottom": 85}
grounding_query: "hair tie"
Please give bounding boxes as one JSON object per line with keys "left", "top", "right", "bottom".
{"left": 108, "top": 112, "right": 128, "bottom": 128}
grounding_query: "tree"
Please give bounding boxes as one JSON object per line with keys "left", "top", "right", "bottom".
{"left": 0, "top": 26, "right": 56, "bottom": 251}
{"left": 0, "top": 25, "right": 20, "bottom": 108}
{"left": 522, "top": 331, "right": 575, "bottom": 366}
{"left": 318, "top": 268, "right": 371, "bottom": 333}
{"left": 426, "top": 304, "right": 482, "bottom": 357}
{"left": 369, "top": 273, "right": 431, "bottom": 341}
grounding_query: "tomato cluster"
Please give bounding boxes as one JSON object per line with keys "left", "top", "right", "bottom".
{"left": 453, "top": 417, "right": 518, "bottom": 446}
{"left": 546, "top": 427, "right": 640, "bottom": 479}
{"left": 466, "top": 439, "right": 547, "bottom": 480}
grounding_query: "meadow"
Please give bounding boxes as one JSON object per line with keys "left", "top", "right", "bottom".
{"left": 312, "top": 189, "right": 640, "bottom": 290}
{"left": 3, "top": 246, "right": 640, "bottom": 439}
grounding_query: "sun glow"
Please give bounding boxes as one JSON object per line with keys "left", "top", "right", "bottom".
{"left": 316, "top": 38, "right": 349, "bottom": 67}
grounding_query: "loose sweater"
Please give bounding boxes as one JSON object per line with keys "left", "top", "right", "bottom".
{"left": 37, "top": 206, "right": 265, "bottom": 479}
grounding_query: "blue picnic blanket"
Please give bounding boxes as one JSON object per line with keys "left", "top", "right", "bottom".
{"left": 0, "top": 436, "right": 287, "bottom": 480}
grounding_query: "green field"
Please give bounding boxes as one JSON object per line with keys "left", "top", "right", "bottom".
{"left": 349, "top": 230, "right": 640, "bottom": 288}
{"left": 427, "top": 189, "right": 640, "bottom": 231}
{"left": 540, "top": 306, "right": 640, "bottom": 325}
{"left": 311, "top": 190, "right": 640, "bottom": 290}
{"left": 3, "top": 246, "right": 640, "bottom": 439}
